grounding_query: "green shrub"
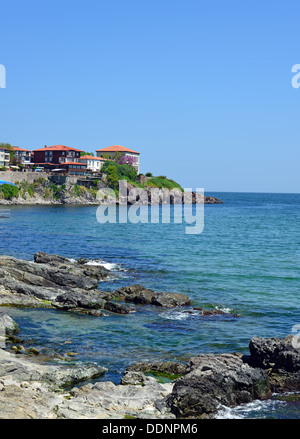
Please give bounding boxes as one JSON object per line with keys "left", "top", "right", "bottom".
{"left": 51, "top": 182, "right": 66, "bottom": 200}
{"left": 102, "top": 161, "right": 138, "bottom": 184}
{"left": 0, "top": 184, "right": 19, "bottom": 200}
{"left": 145, "top": 172, "right": 152, "bottom": 177}
{"left": 145, "top": 176, "right": 183, "bottom": 192}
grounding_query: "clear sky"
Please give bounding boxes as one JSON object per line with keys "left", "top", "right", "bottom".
{"left": 1, "top": 0, "right": 299, "bottom": 193}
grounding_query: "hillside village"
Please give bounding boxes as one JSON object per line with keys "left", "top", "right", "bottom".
{"left": 0, "top": 144, "right": 140, "bottom": 176}
{"left": 0, "top": 143, "right": 223, "bottom": 205}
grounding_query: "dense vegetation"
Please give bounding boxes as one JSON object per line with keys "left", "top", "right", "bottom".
{"left": 0, "top": 160, "right": 183, "bottom": 202}
{"left": 0, "top": 184, "right": 19, "bottom": 200}
{"left": 144, "top": 176, "right": 183, "bottom": 192}
{"left": 101, "top": 161, "right": 183, "bottom": 193}
{"left": 101, "top": 160, "right": 140, "bottom": 190}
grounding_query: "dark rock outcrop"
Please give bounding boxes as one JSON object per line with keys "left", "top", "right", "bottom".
{"left": 151, "top": 292, "right": 191, "bottom": 308}
{"left": 166, "top": 353, "right": 271, "bottom": 418}
{"left": 167, "top": 335, "right": 300, "bottom": 418}
{"left": 104, "top": 301, "right": 135, "bottom": 314}
{"left": 0, "top": 255, "right": 100, "bottom": 291}
{"left": 115, "top": 284, "right": 191, "bottom": 308}
{"left": 115, "top": 284, "right": 155, "bottom": 304}
{"left": 245, "top": 335, "right": 300, "bottom": 392}
{"left": 52, "top": 290, "right": 107, "bottom": 310}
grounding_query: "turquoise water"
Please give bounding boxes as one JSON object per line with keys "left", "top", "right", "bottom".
{"left": 0, "top": 192, "right": 299, "bottom": 418}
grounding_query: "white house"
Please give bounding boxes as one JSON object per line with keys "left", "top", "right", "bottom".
{"left": 0, "top": 147, "right": 10, "bottom": 168}
{"left": 95, "top": 145, "right": 140, "bottom": 174}
{"left": 78, "top": 155, "right": 106, "bottom": 172}
{"left": 12, "top": 146, "right": 32, "bottom": 166}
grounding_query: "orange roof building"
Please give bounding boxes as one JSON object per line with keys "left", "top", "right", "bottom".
{"left": 96, "top": 145, "right": 140, "bottom": 173}
{"left": 96, "top": 145, "right": 140, "bottom": 154}
{"left": 33, "top": 145, "right": 84, "bottom": 166}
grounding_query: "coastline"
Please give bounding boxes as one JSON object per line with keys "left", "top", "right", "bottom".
{"left": 0, "top": 252, "right": 299, "bottom": 419}
{"left": 0, "top": 172, "right": 223, "bottom": 205}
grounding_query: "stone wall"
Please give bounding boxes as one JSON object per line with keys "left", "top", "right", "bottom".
{"left": 0, "top": 171, "right": 48, "bottom": 184}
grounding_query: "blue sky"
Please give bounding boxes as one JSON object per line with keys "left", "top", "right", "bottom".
{"left": 0, "top": 0, "right": 299, "bottom": 193}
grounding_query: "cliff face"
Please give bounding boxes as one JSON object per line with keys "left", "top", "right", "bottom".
{"left": 0, "top": 175, "right": 223, "bottom": 205}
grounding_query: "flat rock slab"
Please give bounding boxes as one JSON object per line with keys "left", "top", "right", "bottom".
{"left": 0, "top": 348, "right": 107, "bottom": 389}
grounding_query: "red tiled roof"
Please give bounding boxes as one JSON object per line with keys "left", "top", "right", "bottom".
{"left": 33, "top": 145, "right": 84, "bottom": 152}
{"left": 12, "top": 146, "right": 31, "bottom": 152}
{"left": 96, "top": 145, "right": 140, "bottom": 154}
{"left": 79, "top": 155, "right": 106, "bottom": 161}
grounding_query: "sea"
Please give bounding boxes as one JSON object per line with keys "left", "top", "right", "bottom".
{"left": 0, "top": 192, "right": 299, "bottom": 419}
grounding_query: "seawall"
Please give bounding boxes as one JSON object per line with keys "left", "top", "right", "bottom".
{"left": 0, "top": 171, "right": 48, "bottom": 184}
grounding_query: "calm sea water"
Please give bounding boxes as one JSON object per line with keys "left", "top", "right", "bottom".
{"left": 0, "top": 192, "right": 299, "bottom": 418}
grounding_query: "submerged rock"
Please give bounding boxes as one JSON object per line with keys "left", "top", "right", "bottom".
{"left": 193, "top": 306, "right": 239, "bottom": 317}
{"left": 126, "top": 361, "right": 187, "bottom": 376}
{"left": 151, "top": 292, "right": 191, "bottom": 308}
{"left": 104, "top": 301, "right": 135, "bottom": 314}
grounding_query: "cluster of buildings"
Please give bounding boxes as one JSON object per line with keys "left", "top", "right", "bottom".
{"left": 0, "top": 144, "right": 140, "bottom": 176}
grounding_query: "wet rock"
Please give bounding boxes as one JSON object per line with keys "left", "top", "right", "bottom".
{"left": 126, "top": 361, "right": 187, "bottom": 376}
{"left": 193, "top": 306, "right": 239, "bottom": 317}
{"left": 166, "top": 353, "right": 270, "bottom": 418}
{"left": 151, "top": 292, "right": 191, "bottom": 308}
{"left": 52, "top": 290, "right": 106, "bottom": 310}
{"left": 33, "top": 252, "right": 71, "bottom": 266}
{"left": 194, "top": 306, "right": 226, "bottom": 316}
{"left": 0, "top": 255, "right": 99, "bottom": 291}
{"left": 68, "top": 308, "right": 107, "bottom": 317}
{"left": 115, "top": 284, "right": 155, "bottom": 303}
{"left": 0, "top": 311, "right": 20, "bottom": 336}
{"left": 115, "top": 285, "right": 191, "bottom": 308}
{"left": 34, "top": 252, "right": 110, "bottom": 281}
{"left": 246, "top": 335, "right": 300, "bottom": 392}
{"left": 104, "top": 301, "right": 134, "bottom": 314}
{"left": 1, "top": 277, "right": 67, "bottom": 301}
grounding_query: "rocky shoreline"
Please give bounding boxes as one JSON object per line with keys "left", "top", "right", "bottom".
{"left": 0, "top": 178, "right": 224, "bottom": 206}
{"left": 0, "top": 252, "right": 299, "bottom": 419}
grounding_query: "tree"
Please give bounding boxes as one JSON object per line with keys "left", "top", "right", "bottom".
{"left": 105, "top": 164, "right": 119, "bottom": 190}
{"left": 116, "top": 154, "right": 137, "bottom": 167}
{"left": 80, "top": 151, "right": 94, "bottom": 157}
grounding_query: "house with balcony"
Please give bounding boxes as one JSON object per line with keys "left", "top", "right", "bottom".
{"left": 78, "top": 155, "right": 106, "bottom": 173}
{"left": 57, "top": 161, "right": 88, "bottom": 176}
{"left": 96, "top": 145, "right": 140, "bottom": 174}
{"left": 33, "top": 145, "right": 84, "bottom": 170}
{"left": 0, "top": 147, "right": 10, "bottom": 168}
{"left": 12, "top": 146, "right": 32, "bottom": 166}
